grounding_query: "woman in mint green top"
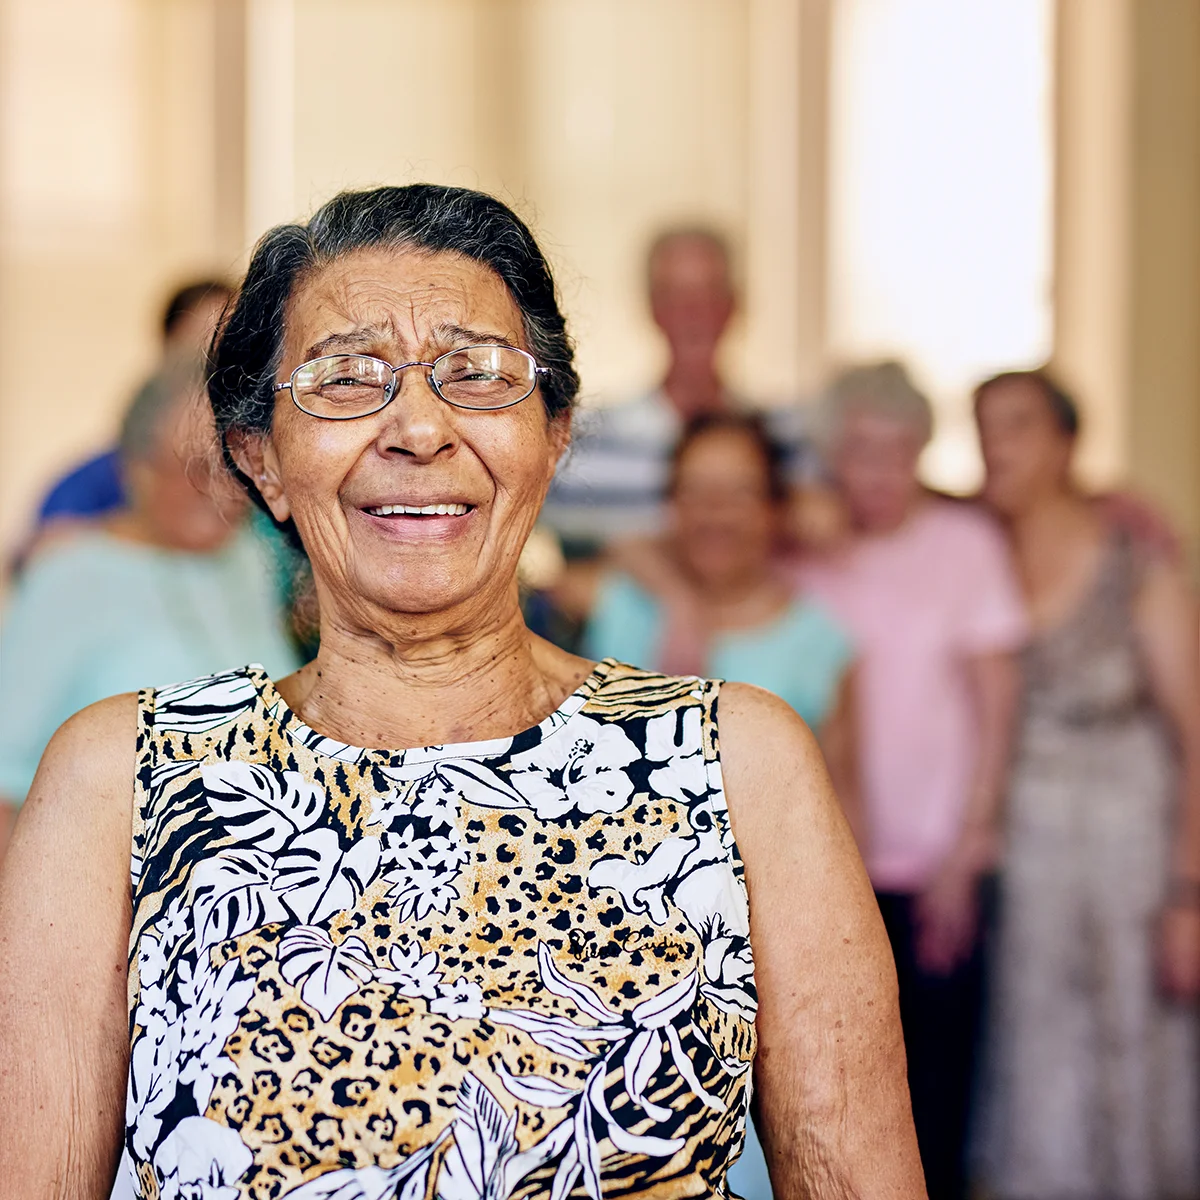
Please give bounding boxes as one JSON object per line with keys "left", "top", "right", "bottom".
{"left": 0, "top": 360, "right": 301, "bottom": 811}
{"left": 584, "top": 571, "right": 851, "bottom": 729}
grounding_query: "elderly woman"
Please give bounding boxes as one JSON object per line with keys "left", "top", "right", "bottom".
{"left": 0, "top": 358, "right": 299, "bottom": 849}
{"left": 795, "top": 362, "right": 1027, "bottom": 1200}
{"left": 974, "top": 370, "right": 1200, "bottom": 1199}
{"left": 0, "top": 186, "right": 922, "bottom": 1200}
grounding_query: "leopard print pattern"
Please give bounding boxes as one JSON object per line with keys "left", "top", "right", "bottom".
{"left": 122, "top": 659, "right": 757, "bottom": 1199}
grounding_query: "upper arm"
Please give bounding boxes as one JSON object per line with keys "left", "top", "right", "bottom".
{"left": 0, "top": 694, "right": 138, "bottom": 1196}
{"left": 718, "top": 683, "right": 924, "bottom": 1199}
{"left": 1133, "top": 559, "right": 1200, "bottom": 747}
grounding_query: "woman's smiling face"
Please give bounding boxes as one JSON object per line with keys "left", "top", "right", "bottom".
{"left": 252, "top": 245, "right": 569, "bottom": 625}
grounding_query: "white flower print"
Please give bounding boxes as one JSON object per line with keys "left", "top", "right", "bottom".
{"left": 587, "top": 823, "right": 757, "bottom": 1020}
{"left": 278, "top": 925, "right": 374, "bottom": 1021}
{"left": 200, "top": 761, "right": 326, "bottom": 853}
{"left": 128, "top": 995, "right": 179, "bottom": 1159}
{"left": 286, "top": 1127, "right": 452, "bottom": 1199}
{"left": 430, "top": 977, "right": 486, "bottom": 1022}
{"left": 643, "top": 707, "right": 708, "bottom": 798}
{"left": 176, "top": 956, "right": 257, "bottom": 1113}
{"left": 699, "top": 915, "right": 756, "bottom": 1022}
{"left": 506, "top": 716, "right": 639, "bottom": 821}
{"left": 272, "top": 826, "right": 382, "bottom": 925}
{"left": 376, "top": 939, "right": 444, "bottom": 1000}
{"left": 152, "top": 1115, "right": 252, "bottom": 1200}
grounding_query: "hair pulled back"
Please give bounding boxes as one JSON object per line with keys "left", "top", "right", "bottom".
{"left": 209, "top": 184, "right": 580, "bottom": 528}
{"left": 973, "top": 368, "right": 1080, "bottom": 438}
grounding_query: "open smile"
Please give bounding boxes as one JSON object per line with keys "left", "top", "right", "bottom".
{"left": 362, "top": 503, "right": 473, "bottom": 518}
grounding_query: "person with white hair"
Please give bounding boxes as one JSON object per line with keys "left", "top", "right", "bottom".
{"left": 0, "top": 357, "right": 300, "bottom": 851}
{"left": 795, "top": 360, "right": 1028, "bottom": 1200}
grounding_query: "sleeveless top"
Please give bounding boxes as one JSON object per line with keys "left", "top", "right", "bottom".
{"left": 122, "top": 659, "right": 757, "bottom": 1200}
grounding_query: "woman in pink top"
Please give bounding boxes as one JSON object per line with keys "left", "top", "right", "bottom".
{"left": 796, "top": 362, "right": 1027, "bottom": 1200}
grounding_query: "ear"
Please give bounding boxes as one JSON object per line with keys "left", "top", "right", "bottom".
{"left": 546, "top": 411, "right": 572, "bottom": 468}
{"left": 227, "top": 429, "right": 292, "bottom": 523}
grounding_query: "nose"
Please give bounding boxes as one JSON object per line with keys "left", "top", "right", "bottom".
{"left": 373, "top": 363, "right": 458, "bottom": 462}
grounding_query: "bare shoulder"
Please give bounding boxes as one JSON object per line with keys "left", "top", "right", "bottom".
{"left": 715, "top": 681, "right": 834, "bottom": 840}
{"left": 11, "top": 692, "right": 138, "bottom": 853}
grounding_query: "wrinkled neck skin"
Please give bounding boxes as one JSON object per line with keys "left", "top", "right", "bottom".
{"left": 277, "top": 576, "right": 584, "bottom": 753}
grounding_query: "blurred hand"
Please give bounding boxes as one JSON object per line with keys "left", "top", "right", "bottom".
{"left": 914, "top": 861, "right": 980, "bottom": 976}
{"left": 1158, "top": 903, "right": 1200, "bottom": 1001}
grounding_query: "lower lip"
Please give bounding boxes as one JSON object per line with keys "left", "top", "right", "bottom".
{"left": 355, "top": 507, "right": 477, "bottom": 542}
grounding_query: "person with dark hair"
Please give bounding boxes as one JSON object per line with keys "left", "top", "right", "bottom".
{"left": 0, "top": 358, "right": 299, "bottom": 844}
{"left": 0, "top": 184, "right": 923, "bottom": 1200}
{"left": 33, "top": 279, "right": 232, "bottom": 526}
{"left": 973, "top": 369, "right": 1200, "bottom": 1199}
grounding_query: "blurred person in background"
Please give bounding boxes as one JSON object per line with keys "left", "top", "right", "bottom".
{"left": 974, "top": 369, "right": 1200, "bottom": 1200}
{"left": 795, "top": 361, "right": 1027, "bottom": 1200}
{"left": 540, "top": 227, "right": 815, "bottom": 560}
{"left": 0, "top": 357, "right": 301, "bottom": 853}
{"left": 33, "top": 279, "right": 233, "bottom": 528}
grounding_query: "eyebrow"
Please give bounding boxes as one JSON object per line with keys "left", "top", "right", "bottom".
{"left": 303, "top": 326, "right": 392, "bottom": 361}
{"left": 431, "top": 322, "right": 519, "bottom": 350}
{"left": 302, "top": 322, "right": 519, "bottom": 362}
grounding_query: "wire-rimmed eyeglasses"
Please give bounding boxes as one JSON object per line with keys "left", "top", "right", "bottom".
{"left": 274, "top": 344, "right": 550, "bottom": 420}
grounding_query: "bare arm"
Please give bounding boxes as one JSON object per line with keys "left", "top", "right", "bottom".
{"left": 817, "top": 668, "right": 865, "bottom": 851}
{"left": 914, "top": 649, "right": 1019, "bottom": 975}
{"left": 0, "top": 695, "right": 136, "bottom": 1198}
{"left": 1132, "top": 559, "right": 1200, "bottom": 998}
{"left": 720, "top": 683, "right": 925, "bottom": 1199}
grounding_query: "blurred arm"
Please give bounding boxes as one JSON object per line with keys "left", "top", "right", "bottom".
{"left": 1132, "top": 558, "right": 1200, "bottom": 998}
{"left": 720, "top": 683, "right": 925, "bottom": 1199}
{"left": 914, "top": 650, "right": 1019, "bottom": 974}
{"left": 0, "top": 695, "right": 136, "bottom": 1198}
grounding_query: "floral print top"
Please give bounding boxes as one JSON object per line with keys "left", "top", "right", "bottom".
{"left": 122, "top": 659, "right": 757, "bottom": 1200}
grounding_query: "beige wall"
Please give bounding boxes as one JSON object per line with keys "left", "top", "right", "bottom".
{"left": 1054, "top": 0, "right": 1200, "bottom": 564}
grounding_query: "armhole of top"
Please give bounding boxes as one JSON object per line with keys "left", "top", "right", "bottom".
{"left": 697, "top": 677, "right": 753, "bottom": 915}
{"left": 130, "top": 685, "right": 158, "bottom": 897}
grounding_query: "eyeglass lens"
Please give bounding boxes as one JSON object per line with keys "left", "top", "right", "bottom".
{"left": 291, "top": 346, "right": 536, "bottom": 417}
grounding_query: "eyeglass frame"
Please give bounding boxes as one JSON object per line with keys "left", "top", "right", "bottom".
{"left": 273, "top": 344, "right": 552, "bottom": 419}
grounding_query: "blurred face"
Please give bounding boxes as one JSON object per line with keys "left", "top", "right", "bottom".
{"left": 830, "top": 410, "right": 924, "bottom": 534}
{"left": 166, "top": 292, "right": 230, "bottom": 357}
{"left": 244, "top": 246, "right": 568, "bottom": 625}
{"left": 670, "top": 428, "right": 779, "bottom": 590}
{"left": 129, "top": 389, "right": 247, "bottom": 552}
{"left": 648, "top": 236, "right": 734, "bottom": 363}
{"left": 976, "top": 378, "right": 1074, "bottom": 515}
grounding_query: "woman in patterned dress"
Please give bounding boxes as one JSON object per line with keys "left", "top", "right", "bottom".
{"left": 974, "top": 370, "right": 1200, "bottom": 1199}
{"left": 0, "top": 185, "right": 923, "bottom": 1200}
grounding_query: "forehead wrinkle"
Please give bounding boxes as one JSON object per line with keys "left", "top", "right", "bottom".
{"left": 286, "top": 249, "right": 525, "bottom": 366}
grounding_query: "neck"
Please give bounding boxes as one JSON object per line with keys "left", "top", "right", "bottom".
{"left": 282, "top": 587, "right": 580, "bottom": 750}
{"left": 1006, "top": 485, "right": 1090, "bottom": 549}
{"left": 681, "top": 557, "right": 779, "bottom": 610}
{"left": 661, "top": 359, "right": 724, "bottom": 418}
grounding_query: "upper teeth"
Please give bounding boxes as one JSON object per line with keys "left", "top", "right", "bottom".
{"left": 367, "top": 503, "right": 469, "bottom": 516}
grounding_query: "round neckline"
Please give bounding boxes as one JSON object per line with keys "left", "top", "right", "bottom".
{"left": 244, "top": 657, "right": 619, "bottom": 766}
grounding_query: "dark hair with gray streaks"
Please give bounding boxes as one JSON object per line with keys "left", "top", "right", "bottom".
{"left": 208, "top": 184, "right": 580, "bottom": 532}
